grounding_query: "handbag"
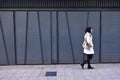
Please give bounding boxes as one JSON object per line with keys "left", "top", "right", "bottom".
{"left": 82, "top": 38, "right": 91, "bottom": 49}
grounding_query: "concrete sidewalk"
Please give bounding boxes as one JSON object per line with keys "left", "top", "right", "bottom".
{"left": 0, "top": 63, "right": 120, "bottom": 80}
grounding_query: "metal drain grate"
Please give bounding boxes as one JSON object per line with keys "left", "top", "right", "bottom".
{"left": 45, "top": 71, "right": 57, "bottom": 77}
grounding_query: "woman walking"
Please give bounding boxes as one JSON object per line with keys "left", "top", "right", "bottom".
{"left": 81, "top": 27, "right": 94, "bottom": 69}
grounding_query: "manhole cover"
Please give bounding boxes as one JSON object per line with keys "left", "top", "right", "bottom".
{"left": 45, "top": 71, "right": 57, "bottom": 76}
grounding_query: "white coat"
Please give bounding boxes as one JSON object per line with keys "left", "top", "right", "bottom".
{"left": 83, "top": 32, "right": 94, "bottom": 54}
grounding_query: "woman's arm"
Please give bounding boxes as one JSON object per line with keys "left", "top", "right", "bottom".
{"left": 85, "top": 33, "right": 93, "bottom": 47}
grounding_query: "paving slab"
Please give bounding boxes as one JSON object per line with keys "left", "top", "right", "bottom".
{"left": 0, "top": 63, "right": 120, "bottom": 80}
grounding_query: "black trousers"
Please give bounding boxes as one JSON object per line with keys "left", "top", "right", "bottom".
{"left": 83, "top": 54, "right": 93, "bottom": 67}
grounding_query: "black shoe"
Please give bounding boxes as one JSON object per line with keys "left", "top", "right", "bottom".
{"left": 88, "top": 66, "right": 94, "bottom": 69}
{"left": 80, "top": 64, "right": 84, "bottom": 69}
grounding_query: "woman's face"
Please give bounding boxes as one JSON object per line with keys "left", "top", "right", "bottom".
{"left": 91, "top": 29, "right": 93, "bottom": 33}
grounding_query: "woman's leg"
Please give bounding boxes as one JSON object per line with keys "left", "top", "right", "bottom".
{"left": 87, "top": 54, "right": 94, "bottom": 69}
{"left": 81, "top": 54, "right": 89, "bottom": 69}
{"left": 81, "top": 54, "right": 93, "bottom": 69}
{"left": 83, "top": 54, "right": 90, "bottom": 64}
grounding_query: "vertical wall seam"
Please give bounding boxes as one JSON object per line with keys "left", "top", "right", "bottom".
{"left": 24, "top": 11, "right": 29, "bottom": 64}
{"left": 50, "top": 11, "right": 53, "bottom": 64}
{"left": 37, "top": 11, "right": 44, "bottom": 64}
{"left": 13, "top": 11, "right": 17, "bottom": 64}
{"left": 99, "top": 11, "right": 102, "bottom": 62}
{"left": 56, "top": 11, "right": 59, "bottom": 63}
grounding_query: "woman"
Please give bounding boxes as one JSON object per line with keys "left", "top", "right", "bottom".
{"left": 81, "top": 27, "right": 94, "bottom": 69}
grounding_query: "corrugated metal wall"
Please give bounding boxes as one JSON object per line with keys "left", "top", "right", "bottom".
{"left": 0, "top": 0, "right": 120, "bottom": 8}
{"left": 0, "top": 0, "right": 120, "bottom": 65}
{"left": 0, "top": 10, "right": 120, "bottom": 65}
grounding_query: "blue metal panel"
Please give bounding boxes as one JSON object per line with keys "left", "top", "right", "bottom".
{"left": 26, "top": 12, "right": 42, "bottom": 64}
{"left": 0, "top": 12, "right": 15, "bottom": 64}
{"left": 58, "top": 12, "right": 73, "bottom": 63}
{"left": 39, "top": 12, "right": 51, "bottom": 64}
{"left": 51, "top": 12, "right": 57, "bottom": 64}
{"left": 15, "top": 12, "right": 27, "bottom": 64}
{"left": 101, "top": 11, "right": 120, "bottom": 62}
{"left": 0, "top": 16, "right": 8, "bottom": 64}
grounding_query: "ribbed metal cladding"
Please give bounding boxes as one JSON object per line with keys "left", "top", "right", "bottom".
{"left": 0, "top": 0, "right": 120, "bottom": 8}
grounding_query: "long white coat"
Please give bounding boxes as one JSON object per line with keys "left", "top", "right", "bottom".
{"left": 83, "top": 32, "right": 94, "bottom": 54}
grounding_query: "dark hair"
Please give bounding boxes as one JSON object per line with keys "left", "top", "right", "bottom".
{"left": 85, "top": 27, "right": 92, "bottom": 33}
